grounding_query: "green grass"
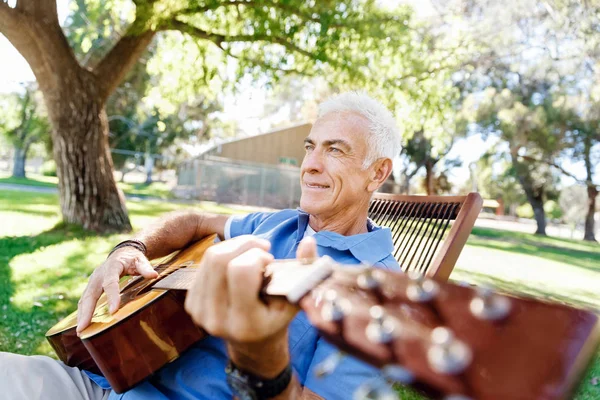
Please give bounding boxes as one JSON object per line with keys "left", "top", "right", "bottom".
{"left": 0, "top": 173, "right": 175, "bottom": 199}
{"left": 0, "top": 191, "right": 598, "bottom": 399}
{"left": 0, "top": 190, "right": 240, "bottom": 356}
{"left": 0, "top": 174, "right": 59, "bottom": 188}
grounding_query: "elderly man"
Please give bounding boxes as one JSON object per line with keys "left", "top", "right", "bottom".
{"left": 0, "top": 91, "right": 401, "bottom": 400}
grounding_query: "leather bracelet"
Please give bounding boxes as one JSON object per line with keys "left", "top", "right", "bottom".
{"left": 107, "top": 239, "right": 147, "bottom": 259}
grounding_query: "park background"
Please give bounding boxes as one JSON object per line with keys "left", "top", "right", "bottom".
{"left": 0, "top": 0, "right": 599, "bottom": 398}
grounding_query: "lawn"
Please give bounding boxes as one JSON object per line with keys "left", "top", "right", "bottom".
{"left": 0, "top": 190, "right": 240, "bottom": 357}
{"left": 0, "top": 190, "right": 598, "bottom": 399}
{"left": 0, "top": 173, "right": 175, "bottom": 199}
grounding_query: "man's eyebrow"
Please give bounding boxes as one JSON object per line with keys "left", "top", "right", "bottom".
{"left": 303, "top": 138, "right": 352, "bottom": 151}
{"left": 323, "top": 139, "right": 351, "bottom": 150}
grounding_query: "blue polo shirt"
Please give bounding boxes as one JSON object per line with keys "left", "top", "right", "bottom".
{"left": 91, "top": 209, "right": 399, "bottom": 399}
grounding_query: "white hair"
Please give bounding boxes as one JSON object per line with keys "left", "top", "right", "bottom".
{"left": 318, "top": 91, "right": 401, "bottom": 169}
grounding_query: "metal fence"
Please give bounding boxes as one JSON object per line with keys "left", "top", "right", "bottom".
{"left": 176, "top": 156, "right": 302, "bottom": 209}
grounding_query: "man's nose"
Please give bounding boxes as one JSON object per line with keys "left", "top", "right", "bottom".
{"left": 301, "top": 149, "right": 324, "bottom": 173}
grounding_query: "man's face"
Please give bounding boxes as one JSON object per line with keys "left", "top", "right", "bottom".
{"left": 300, "top": 112, "right": 374, "bottom": 219}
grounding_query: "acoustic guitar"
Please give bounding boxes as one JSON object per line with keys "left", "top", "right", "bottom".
{"left": 46, "top": 235, "right": 600, "bottom": 399}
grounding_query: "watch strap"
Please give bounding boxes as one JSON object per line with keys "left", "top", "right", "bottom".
{"left": 226, "top": 360, "right": 293, "bottom": 399}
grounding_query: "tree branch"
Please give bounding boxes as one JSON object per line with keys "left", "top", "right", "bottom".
{"left": 168, "top": 19, "right": 317, "bottom": 61}
{"left": 0, "top": 1, "right": 21, "bottom": 36}
{"left": 1, "top": 0, "right": 79, "bottom": 94}
{"left": 215, "top": 41, "right": 313, "bottom": 76}
{"left": 16, "top": 0, "right": 58, "bottom": 25}
{"left": 179, "top": 0, "right": 254, "bottom": 15}
{"left": 94, "top": 25, "right": 156, "bottom": 103}
{"left": 520, "top": 155, "right": 599, "bottom": 189}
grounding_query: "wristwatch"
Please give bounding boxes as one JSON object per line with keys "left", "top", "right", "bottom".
{"left": 225, "top": 360, "right": 292, "bottom": 400}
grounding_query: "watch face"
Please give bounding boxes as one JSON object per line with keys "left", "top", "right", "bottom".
{"left": 227, "top": 373, "right": 258, "bottom": 400}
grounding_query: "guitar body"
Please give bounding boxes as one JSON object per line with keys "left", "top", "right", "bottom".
{"left": 46, "top": 236, "right": 215, "bottom": 393}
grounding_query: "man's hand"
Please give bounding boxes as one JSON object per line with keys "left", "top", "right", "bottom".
{"left": 76, "top": 247, "right": 158, "bottom": 333}
{"left": 184, "top": 235, "right": 318, "bottom": 378}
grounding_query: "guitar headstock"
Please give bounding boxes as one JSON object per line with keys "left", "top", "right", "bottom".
{"left": 291, "top": 265, "right": 600, "bottom": 400}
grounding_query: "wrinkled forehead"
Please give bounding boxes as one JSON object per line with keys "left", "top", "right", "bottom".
{"left": 308, "top": 112, "right": 371, "bottom": 147}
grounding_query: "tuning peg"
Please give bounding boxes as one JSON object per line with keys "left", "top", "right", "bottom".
{"left": 427, "top": 327, "right": 472, "bottom": 375}
{"left": 444, "top": 395, "right": 473, "bottom": 400}
{"left": 365, "top": 305, "right": 397, "bottom": 344}
{"left": 406, "top": 271, "right": 439, "bottom": 302}
{"left": 320, "top": 289, "right": 350, "bottom": 322}
{"left": 469, "top": 286, "right": 511, "bottom": 321}
{"left": 381, "top": 365, "right": 415, "bottom": 385}
{"left": 313, "top": 351, "right": 345, "bottom": 378}
{"left": 356, "top": 268, "right": 381, "bottom": 290}
{"left": 353, "top": 378, "right": 397, "bottom": 400}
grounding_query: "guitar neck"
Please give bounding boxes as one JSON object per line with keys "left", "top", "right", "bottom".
{"left": 151, "top": 257, "right": 335, "bottom": 304}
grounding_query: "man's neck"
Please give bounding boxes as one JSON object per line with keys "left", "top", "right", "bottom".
{"left": 308, "top": 209, "right": 370, "bottom": 236}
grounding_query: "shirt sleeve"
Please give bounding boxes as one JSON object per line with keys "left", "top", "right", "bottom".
{"left": 224, "top": 212, "right": 274, "bottom": 239}
{"left": 303, "top": 338, "right": 382, "bottom": 399}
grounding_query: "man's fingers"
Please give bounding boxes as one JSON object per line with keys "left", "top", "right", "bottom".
{"left": 205, "top": 235, "right": 271, "bottom": 265}
{"left": 76, "top": 276, "right": 103, "bottom": 333}
{"left": 102, "top": 275, "right": 122, "bottom": 314}
{"left": 135, "top": 256, "right": 158, "bottom": 278}
{"left": 296, "top": 236, "right": 318, "bottom": 260}
{"left": 227, "top": 248, "right": 274, "bottom": 307}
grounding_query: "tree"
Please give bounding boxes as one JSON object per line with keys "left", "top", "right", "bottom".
{"left": 0, "top": 85, "right": 49, "bottom": 178}
{"left": 557, "top": 107, "right": 600, "bottom": 241}
{"left": 461, "top": 72, "right": 569, "bottom": 235}
{"left": 0, "top": 0, "right": 417, "bottom": 232}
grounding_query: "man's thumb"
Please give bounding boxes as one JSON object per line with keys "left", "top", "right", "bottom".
{"left": 296, "top": 236, "right": 318, "bottom": 260}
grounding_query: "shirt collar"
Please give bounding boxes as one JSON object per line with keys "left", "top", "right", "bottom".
{"left": 296, "top": 209, "right": 394, "bottom": 265}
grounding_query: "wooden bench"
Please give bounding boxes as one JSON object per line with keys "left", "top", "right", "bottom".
{"left": 369, "top": 192, "right": 482, "bottom": 281}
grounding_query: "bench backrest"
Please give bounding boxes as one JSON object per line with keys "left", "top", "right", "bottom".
{"left": 368, "top": 192, "right": 482, "bottom": 281}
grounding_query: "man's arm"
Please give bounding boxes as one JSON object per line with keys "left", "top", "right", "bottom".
{"left": 76, "top": 210, "right": 229, "bottom": 333}
{"left": 134, "top": 210, "right": 229, "bottom": 259}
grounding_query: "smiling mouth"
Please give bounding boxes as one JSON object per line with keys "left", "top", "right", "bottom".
{"left": 305, "top": 183, "right": 330, "bottom": 189}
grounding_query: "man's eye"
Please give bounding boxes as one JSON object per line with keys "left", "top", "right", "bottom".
{"left": 330, "top": 147, "right": 341, "bottom": 153}
{"left": 304, "top": 145, "right": 314, "bottom": 151}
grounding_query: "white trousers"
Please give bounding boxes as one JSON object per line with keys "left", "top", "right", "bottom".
{"left": 0, "top": 352, "right": 110, "bottom": 400}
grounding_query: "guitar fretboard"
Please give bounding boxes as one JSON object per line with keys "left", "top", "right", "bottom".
{"left": 151, "top": 257, "right": 335, "bottom": 304}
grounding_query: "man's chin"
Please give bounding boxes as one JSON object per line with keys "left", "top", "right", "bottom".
{"left": 300, "top": 196, "right": 323, "bottom": 214}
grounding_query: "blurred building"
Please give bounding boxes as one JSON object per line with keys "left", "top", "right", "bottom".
{"left": 176, "top": 123, "right": 311, "bottom": 209}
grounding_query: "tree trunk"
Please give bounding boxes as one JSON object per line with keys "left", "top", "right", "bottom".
{"left": 0, "top": 1, "right": 155, "bottom": 233}
{"left": 529, "top": 192, "right": 547, "bottom": 235}
{"left": 45, "top": 71, "right": 131, "bottom": 233}
{"left": 584, "top": 184, "right": 597, "bottom": 242}
{"left": 519, "top": 179, "right": 547, "bottom": 235}
{"left": 144, "top": 150, "right": 154, "bottom": 185}
{"left": 120, "top": 167, "right": 129, "bottom": 183}
{"left": 425, "top": 160, "right": 434, "bottom": 195}
{"left": 12, "top": 144, "right": 27, "bottom": 178}
{"left": 511, "top": 153, "right": 546, "bottom": 235}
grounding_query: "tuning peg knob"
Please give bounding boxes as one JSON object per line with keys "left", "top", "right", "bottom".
{"left": 320, "top": 289, "right": 350, "bottom": 322}
{"left": 469, "top": 287, "right": 511, "bottom": 321}
{"left": 381, "top": 365, "right": 415, "bottom": 384}
{"left": 406, "top": 271, "right": 439, "bottom": 302}
{"left": 444, "top": 395, "right": 473, "bottom": 400}
{"left": 314, "top": 351, "right": 345, "bottom": 378}
{"left": 353, "top": 378, "right": 396, "bottom": 400}
{"left": 365, "top": 306, "right": 397, "bottom": 344}
{"left": 357, "top": 268, "right": 381, "bottom": 290}
{"left": 427, "top": 327, "right": 472, "bottom": 375}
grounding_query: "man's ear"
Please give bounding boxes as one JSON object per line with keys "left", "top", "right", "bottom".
{"left": 367, "top": 158, "right": 393, "bottom": 192}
